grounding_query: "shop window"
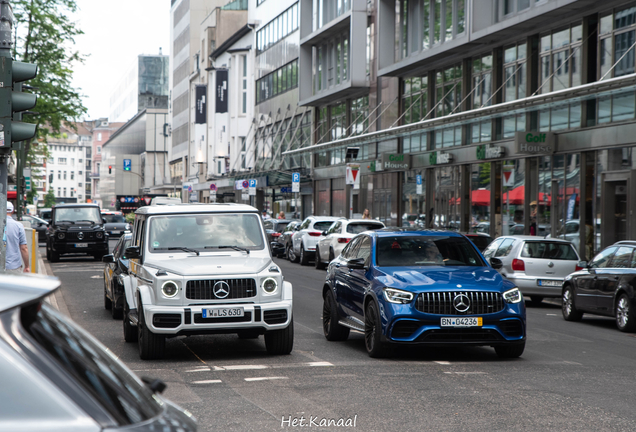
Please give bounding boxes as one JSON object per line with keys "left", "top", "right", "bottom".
{"left": 501, "top": 159, "right": 525, "bottom": 235}
{"left": 539, "top": 102, "right": 581, "bottom": 131}
{"left": 502, "top": 113, "right": 526, "bottom": 139}
{"left": 471, "top": 163, "right": 491, "bottom": 233}
{"left": 403, "top": 132, "right": 427, "bottom": 153}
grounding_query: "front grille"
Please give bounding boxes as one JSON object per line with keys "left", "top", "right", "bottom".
{"left": 391, "top": 320, "right": 421, "bottom": 339}
{"left": 416, "top": 328, "right": 504, "bottom": 342}
{"left": 153, "top": 314, "right": 181, "bottom": 328}
{"left": 263, "top": 309, "right": 287, "bottom": 324}
{"left": 67, "top": 231, "right": 99, "bottom": 240}
{"left": 415, "top": 291, "right": 505, "bottom": 315}
{"left": 186, "top": 279, "right": 257, "bottom": 300}
{"left": 499, "top": 319, "right": 524, "bottom": 337}
{"left": 194, "top": 312, "right": 252, "bottom": 323}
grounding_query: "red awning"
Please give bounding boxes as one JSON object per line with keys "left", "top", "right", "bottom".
{"left": 471, "top": 189, "right": 490, "bottom": 206}
{"left": 503, "top": 186, "right": 552, "bottom": 205}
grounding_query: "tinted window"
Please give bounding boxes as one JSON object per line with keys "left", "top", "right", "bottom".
{"left": 610, "top": 247, "right": 633, "bottom": 268}
{"left": 23, "top": 304, "right": 162, "bottom": 425}
{"left": 313, "top": 221, "right": 335, "bottom": 231}
{"left": 520, "top": 241, "right": 579, "bottom": 260}
{"left": 347, "top": 223, "right": 384, "bottom": 234}
{"left": 355, "top": 236, "right": 372, "bottom": 265}
{"left": 466, "top": 235, "right": 493, "bottom": 251}
{"left": 376, "top": 235, "right": 484, "bottom": 267}
{"left": 299, "top": 218, "right": 311, "bottom": 229}
{"left": 342, "top": 236, "right": 361, "bottom": 259}
{"left": 150, "top": 214, "right": 264, "bottom": 251}
{"left": 495, "top": 238, "right": 516, "bottom": 257}
{"left": 54, "top": 207, "right": 101, "bottom": 224}
{"left": 103, "top": 214, "right": 126, "bottom": 223}
{"left": 590, "top": 247, "right": 617, "bottom": 269}
{"left": 275, "top": 222, "right": 289, "bottom": 232}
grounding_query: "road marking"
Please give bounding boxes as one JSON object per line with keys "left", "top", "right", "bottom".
{"left": 185, "top": 367, "right": 211, "bottom": 373}
{"left": 435, "top": 361, "right": 451, "bottom": 365}
{"left": 192, "top": 379, "right": 222, "bottom": 384}
{"left": 212, "top": 361, "right": 333, "bottom": 371}
{"left": 443, "top": 372, "right": 487, "bottom": 375}
{"left": 244, "top": 376, "right": 288, "bottom": 382}
{"left": 218, "top": 365, "right": 269, "bottom": 371}
{"left": 546, "top": 314, "right": 558, "bottom": 316}
{"left": 307, "top": 361, "right": 333, "bottom": 367}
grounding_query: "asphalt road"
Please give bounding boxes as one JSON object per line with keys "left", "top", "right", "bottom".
{"left": 44, "top": 242, "right": 636, "bottom": 432}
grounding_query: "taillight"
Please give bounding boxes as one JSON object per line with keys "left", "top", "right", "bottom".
{"left": 512, "top": 259, "right": 525, "bottom": 271}
{"left": 337, "top": 237, "right": 351, "bottom": 244}
{"left": 575, "top": 265, "right": 583, "bottom": 271}
{"left": 308, "top": 231, "right": 322, "bottom": 237}
{"left": 272, "top": 233, "right": 281, "bottom": 237}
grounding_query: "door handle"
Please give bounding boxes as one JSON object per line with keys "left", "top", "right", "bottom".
{"left": 335, "top": 263, "right": 341, "bottom": 268}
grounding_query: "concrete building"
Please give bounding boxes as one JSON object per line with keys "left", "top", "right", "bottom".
{"left": 281, "top": 0, "right": 636, "bottom": 259}
{"left": 109, "top": 54, "right": 170, "bottom": 123}
{"left": 89, "top": 120, "right": 125, "bottom": 208}
{"left": 99, "top": 108, "right": 172, "bottom": 213}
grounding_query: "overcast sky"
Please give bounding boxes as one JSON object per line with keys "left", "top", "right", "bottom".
{"left": 71, "top": 0, "right": 171, "bottom": 121}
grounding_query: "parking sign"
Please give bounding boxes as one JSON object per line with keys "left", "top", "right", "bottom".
{"left": 292, "top": 172, "right": 300, "bottom": 193}
{"left": 123, "top": 159, "right": 131, "bottom": 171}
{"left": 249, "top": 179, "right": 257, "bottom": 196}
{"left": 416, "top": 174, "right": 422, "bottom": 195}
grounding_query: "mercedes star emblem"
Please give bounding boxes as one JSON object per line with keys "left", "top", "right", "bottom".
{"left": 77, "top": 232, "right": 84, "bottom": 240}
{"left": 548, "top": 261, "right": 554, "bottom": 268}
{"left": 213, "top": 281, "right": 230, "bottom": 299}
{"left": 453, "top": 294, "right": 471, "bottom": 313}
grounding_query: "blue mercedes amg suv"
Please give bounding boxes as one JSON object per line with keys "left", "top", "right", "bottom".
{"left": 322, "top": 229, "right": 526, "bottom": 358}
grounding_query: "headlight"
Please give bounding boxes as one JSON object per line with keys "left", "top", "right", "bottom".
{"left": 161, "top": 281, "right": 179, "bottom": 298}
{"left": 57, "top": 232, "right": 65, "bottom": 239}
{"left": 383, "top": 287, "right": 414, "bottom": 304}
{"left": 503, "top": 288, "right": 522, "bottom": 304}
{"left": 96, "top": 232, "right": 104, "bottom": 239}
{"left": 262, "top": 277, "right": 278, "bottom": 295}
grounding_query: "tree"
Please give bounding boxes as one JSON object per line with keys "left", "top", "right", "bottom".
{"left": 13, "top": 0, "right": 88, "bottom": 141}
{"left": 43, "top": 187, "right": 56, "bottom": 207}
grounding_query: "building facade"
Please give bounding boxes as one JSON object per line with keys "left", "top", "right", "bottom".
{"left": 283, "top": 0, "right": 636, "bottom": 259}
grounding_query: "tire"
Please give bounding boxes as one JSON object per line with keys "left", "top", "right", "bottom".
{"left": 104, "top": 280, "right": 112, "bottom": 310}
{"left": 123, "top": 300, "right": 137, "bottom": 343}
{"left": 299, "top": 244, "right": 309, "bottom": 266}
{"left": 615, "top": 293, "right": 636, "bottom": 332}
{"left": 328, "top": 248, "right": 335, "bottom": 262}
{"left": 495, "top": 342, "right": 525, "bottom": 358}
{"left": 264, "top": 319, "right": 294, "bottom": 355}
{"left": 529, "top": 296, "right": 544, "bottom": 306}
{"left": 364, "top": 301, "right": 388, "bottom": 358}
{"left": 50, "top": 251, "right": 59, "bottom": 263}
{"left": 323, "top": 290, "right": 349, "bottom": 341}
{"left": 138, "top": 302, "right": 165, "bottom": 360}
{"left": 315, "top": 246, "right": 326, "bottom": 270}
{"left": 562, "top": 285, "right": 583, "bottom": 322}
{"left": 287, "top": 244, "right": 299, "bottom": 263}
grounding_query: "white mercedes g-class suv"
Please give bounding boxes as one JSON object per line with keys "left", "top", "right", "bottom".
{"left": 122, "top": 203, "right": 293, "bottom": 360}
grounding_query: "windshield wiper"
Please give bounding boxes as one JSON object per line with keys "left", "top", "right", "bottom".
{"left": 76, "top": 220, "right": 97, "bottom": 225}
{"left": 205, "top": 245, "right": 250, "bottom": 254}
{"left": 155, "top": 247, "right": 200, "bottom": 256}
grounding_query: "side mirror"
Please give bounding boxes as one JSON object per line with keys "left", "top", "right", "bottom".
{"left": 348, "top": 257, "right": 366, "bottom": 269}
{"left": 322, "top": 231, "right": 328, "bottom": 236}
{"left": 490, "top": 257, "right": 503, "bottom": 270}
{"left": 102, "top": 218, "right": 107, "bottom": 223}
{"left": 577, "top": 261, "right": 588, "bottom": 269}
{"left": 124, "top": 246, "right": 141, "bottom": 259}
{"left": 102, "top": 254, "right": 115, "bottom": 263}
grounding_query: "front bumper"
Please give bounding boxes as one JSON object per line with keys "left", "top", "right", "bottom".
{"left": 380, "top": 301, "right": 526, "bottom": 346}
{"left": 51, "top": 241, "right": 109, "bottom": 254}
{"left": 143, "top": 299, "right": 293, "bottom": 335}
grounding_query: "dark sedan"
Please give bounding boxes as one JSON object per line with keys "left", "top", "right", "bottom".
{"left": 103, "top": 233, "right": 132, "bottom": 320}
{"left": 264, "top": 218, "right": 294, "bottom": 255}
{"left": 0, "top": 274, "right": 197, "bottom": 431}
{"left": 273, "top": 220, "right": 301, "bottom": 258}
{"left": 21, "top": 214, "right": 48, "bottom": 242}
{"left": 562, "top": 240, "right": 636, "bottom": 332}
{"left": 322, "top": 228, "right": 526, "bottom": 358}
{"left": 102, "top": 211, "right": 131, "bottom": 237}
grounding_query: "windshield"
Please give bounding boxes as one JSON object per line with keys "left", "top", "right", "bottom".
{"left": 103, "top": 214, "right": 126, "bottom": 223}
{"left": 149, "top": 213, "right": 265, "bottom": 252}
{"left": 21, "top": 303, "right": 162, "bottom": 425}
{"left": 377, "top": 235, "right": 485, "bottom": 267}
{"left": 54, "top": 207, "right": 101, "bottom": 224}
{"left": 347, "top": 223, "right": 384, "bottom": 234}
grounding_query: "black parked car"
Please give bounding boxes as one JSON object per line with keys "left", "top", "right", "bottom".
{"left": 46, "top": 204, "right": 109, "bottom": 262}
{"left": 21, "top": 214, "right": 48, "bottom": 242}
{"left": 273, "top": 220, "right": 301, "bottom": 258}
{"left": 0, "top": 274, "right": 197, "bottom": 431}
{"left": 264, "top": 218, "right": 293, "bottom": 255}
{"left": 460, "top": 232, "right": 493, "bottom": 252}
{"left": 103, "top": 233, "right": 133, "bottom": 320}
{"left": 562, "top": 240, "right": 636, "bottom": 332}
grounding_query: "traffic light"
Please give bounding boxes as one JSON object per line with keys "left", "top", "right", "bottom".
{"left": 0, "top": 58, "right": 38, "bottom": 152}
{"left": 108, "top": 165, "right": 112, "bottom": 174}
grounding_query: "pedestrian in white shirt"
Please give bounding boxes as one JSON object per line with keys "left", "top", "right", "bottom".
{"left": 5, "top": 202, "right": 29, "bottom": 274}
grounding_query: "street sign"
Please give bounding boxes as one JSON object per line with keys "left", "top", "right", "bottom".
{"left": 281, "top": 187, "right": 292, "bottom": 193}
{"left": 249, "top": 179, "right": 256, "bottom": 196}
{"left": 210, "top": 183, "right": 217, "bottom": 191}
{"left": 242, "top": 191, "right": 249, "bottom": 201}
{"left": 345, "top": 163, "right": 360, "bottom": 187}
{"left": 292, "top": 172, "right": 300, "bottom": 193}
{"left": 33, "top": 195, "right": 38, "bottom": 204}
{"left": 123, "top": 159, "right": 131, "bottom": 171}
{"left": 416, "top": 174, "right": 422, "bottom": 195}
{"left": 503, "top": 167, "right": 515, "bottom": 187}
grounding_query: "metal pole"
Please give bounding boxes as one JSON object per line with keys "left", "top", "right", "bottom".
{"left": 0, "top": 155, "right": 6, "bottom": 272}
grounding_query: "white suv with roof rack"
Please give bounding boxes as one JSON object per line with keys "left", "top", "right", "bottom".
{"left": 123, "top": 203, "right": 293, "bottom": 359}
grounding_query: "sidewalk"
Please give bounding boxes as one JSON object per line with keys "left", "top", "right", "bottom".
{"left": 37, "top": 246, "right": 70, "bottom": 316}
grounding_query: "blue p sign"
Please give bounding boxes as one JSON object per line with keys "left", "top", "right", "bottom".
{"left": 292, "top": 172, "right": 300, "bottom": 183}
{"left": 249, "top": 179, "right": 257, "bottom": 188}
{"left": 123, "top": 159, "right": 131, "bottom": 171}
{"left": 416, "top": 175, "right": 422, "bottom": 185}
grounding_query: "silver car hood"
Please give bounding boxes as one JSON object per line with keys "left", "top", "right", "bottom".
{"left": 144, "top": 254, "right": 271, "bottom": 277}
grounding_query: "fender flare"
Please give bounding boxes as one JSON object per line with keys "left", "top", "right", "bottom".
{"left": 123, "top": 275, "right": 137, "bottom": 310}
{"left": 283, "top": 281, "right": 293, "bottom": 301}
{"left": 136, "top": 283, "right": 155, "bottom": 313}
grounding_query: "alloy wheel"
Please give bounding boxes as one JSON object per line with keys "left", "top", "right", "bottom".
{"left": 364, "top": 305, "right": 376, "bottom": 352}
{"left": 323, "top": 295, "right": 332, "bottom": 335}
{"left": 617, "top": 296, "right": 630, "bottom": 329}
